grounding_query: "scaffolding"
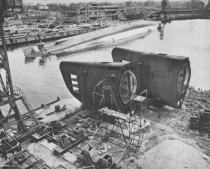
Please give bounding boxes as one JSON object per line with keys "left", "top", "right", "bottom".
{"left": 99, "top": 107, "right": 148, "bottom": 151}
{"left": 93, "top": 79, "right": 125, "bottom": 113}
{"left": 77, "top": 107, "right": 150, "bottom": 169}
{"left": 0, "top": 3, "right": 40, "bottom": 157}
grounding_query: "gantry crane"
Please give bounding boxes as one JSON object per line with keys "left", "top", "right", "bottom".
{"left": 0, "top": 0, "right": 39, "bottom": 151}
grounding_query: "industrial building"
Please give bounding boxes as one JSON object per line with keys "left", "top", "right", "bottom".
{"left": 65, "top": 3, "right": 127, "bottom": 24}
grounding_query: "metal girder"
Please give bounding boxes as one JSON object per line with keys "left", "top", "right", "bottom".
{"left": 0, "top": 2, "right": 39, "bottom": 149}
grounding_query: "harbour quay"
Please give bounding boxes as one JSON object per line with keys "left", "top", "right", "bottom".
{"left": 0, "top": 26, "right": 107, "bottom": 47}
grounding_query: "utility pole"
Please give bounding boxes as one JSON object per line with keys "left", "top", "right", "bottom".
{"left": 161, "top": 0, "right": 167, "bottom": 14}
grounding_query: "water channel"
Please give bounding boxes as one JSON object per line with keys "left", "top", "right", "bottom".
{"left": 5, "top": 19, "right": 210, "bottom": 108}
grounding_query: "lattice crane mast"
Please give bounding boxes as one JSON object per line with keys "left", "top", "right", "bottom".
{"left": 0, "top": 0, "right": 38, "bottom": 135}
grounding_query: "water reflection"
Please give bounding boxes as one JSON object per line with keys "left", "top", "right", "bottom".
{"left": 119, "top": 20, "right": 210, "bottom": 91}
{"left": 38, "top": 58, "right": 46, "bottom": 67}
{"left": 24, "top": 57, "right": 35, "bottom": 64}
{"left": 38, "top": 56, "right": 50, "bottom": 67}
{"left": 158, "top": 23, "right": 165, "bottom": 40}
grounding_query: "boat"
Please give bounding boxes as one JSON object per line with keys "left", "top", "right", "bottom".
{"left": 22, "top": 47, "right": 44, "bottom": 58}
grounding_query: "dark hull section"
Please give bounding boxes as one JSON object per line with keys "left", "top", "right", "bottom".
{"left": 60, "top": 61, "right": 138, "bottom": 112}
{"left": 60, "top": 47, "right": 191, "bottom": 111}
{"left": 112, "top": 47, "right": 191, "bottom": 109}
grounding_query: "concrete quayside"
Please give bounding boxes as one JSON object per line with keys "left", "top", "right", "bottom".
{"left": 0, "top": 26, "right": 106, "bottom": 47}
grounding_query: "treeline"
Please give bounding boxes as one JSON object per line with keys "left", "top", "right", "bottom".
{"left": 24, "top": 0, "right": 210, "bottom": 13}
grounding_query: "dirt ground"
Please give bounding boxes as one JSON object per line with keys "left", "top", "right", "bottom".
{"left": 119, "top": 86, "right": 210, "bottom": 169}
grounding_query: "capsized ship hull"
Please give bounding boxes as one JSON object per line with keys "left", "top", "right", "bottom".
{"left": 55, "top": 25, "right": 157, "bottom": 56}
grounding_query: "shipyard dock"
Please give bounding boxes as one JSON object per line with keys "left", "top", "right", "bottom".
{"left": 0, "top": 26, "right": 107, "bottom": 47}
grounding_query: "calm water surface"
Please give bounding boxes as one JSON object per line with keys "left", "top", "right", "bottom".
{"left": 6, "top": 20, "right": 210, "bottom": 108}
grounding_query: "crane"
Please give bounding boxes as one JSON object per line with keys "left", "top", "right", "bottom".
{"left": 0, "top": 0, "right": 39, "bottom": 142}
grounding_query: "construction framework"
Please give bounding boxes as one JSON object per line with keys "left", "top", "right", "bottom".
{"left": 92, "top": 79, "right": 125, "bottom": 113}
{"left": 0, "top": 0, "right": 40, "bottom": 161}
{"left": 76, "top": 107, "right": 150, "bottom": 169}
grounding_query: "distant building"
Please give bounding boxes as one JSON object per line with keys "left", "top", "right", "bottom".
{"left": 125, "top": 1, "right": 142, "bottom": 15}
{"left": 21, "top": 14, "right": 48, "bottom": 23}
{"left": 38, "top": 4, "right": 49, "bottom": 10}
{"left": 65, "top": 3, "right": 127, "bottom": 24}
{"left": 26, "top": 4, "right": 49, "bottom": 15}
{"left": 0, "top": 0, "right": 23, "bottom": 16}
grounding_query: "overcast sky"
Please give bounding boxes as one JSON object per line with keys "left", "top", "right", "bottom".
{"left": 23, "top": 0, "right": 166, "bottom": 5}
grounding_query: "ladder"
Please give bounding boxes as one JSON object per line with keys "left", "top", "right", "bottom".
{"left": 131, "top": 90, "right": 148, "bottom": 118}
{"left": 14, "top": 87, "right": 39, "bottom": 126}
{"left": 0, "top": 74, "right": 7, "bottom": 96}
{"left": 101, "top": 80, "right": 122, "bottom": 113}
{"left": 106, "top": 86, "right": 121, "bottom": 113}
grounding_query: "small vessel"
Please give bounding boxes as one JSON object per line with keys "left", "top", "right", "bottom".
{"left": 22, "top": 47, "right": 42, "bottom": 58}
{"left": 23, "top": 40, "right": 46, "bottom": 58}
